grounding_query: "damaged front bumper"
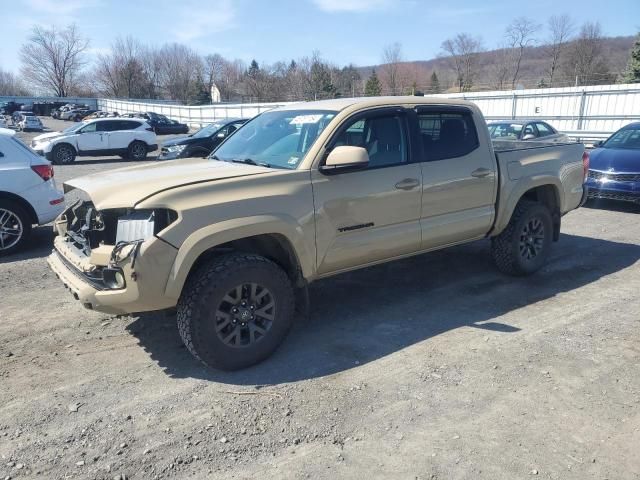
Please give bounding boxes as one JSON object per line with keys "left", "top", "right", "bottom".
{"left": 47, "top": 201, "right": 180, "bottom": 314}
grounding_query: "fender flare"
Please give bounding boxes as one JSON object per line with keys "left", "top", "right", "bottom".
{"left": 493, "top": 175, "right": 563, "bottom": 235}
{"left": 164, "top": 214, "right": 314, "bottom": 299}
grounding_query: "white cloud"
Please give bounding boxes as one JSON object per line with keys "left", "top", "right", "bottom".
{"left": 312, "top": 0, "right": 393, "bottom": 12}
{"left": 170, "top": 0, "right": 236, "bottom": 42}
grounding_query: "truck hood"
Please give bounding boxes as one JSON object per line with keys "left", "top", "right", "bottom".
{"left": 64, "top": 159, "right": 273, "bottom": 209}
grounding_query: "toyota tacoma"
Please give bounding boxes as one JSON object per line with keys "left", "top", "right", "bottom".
{"left": 47, "top": 97, "right": 589, "bottom": 370}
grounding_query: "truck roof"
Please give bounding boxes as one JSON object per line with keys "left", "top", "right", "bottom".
{"left": 276, "top": 96, "right": 476, "bottom": 112}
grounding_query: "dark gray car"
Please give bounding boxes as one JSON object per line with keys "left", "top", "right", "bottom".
{"left": 488, "top": 120, "right": 570, "bottom": 143}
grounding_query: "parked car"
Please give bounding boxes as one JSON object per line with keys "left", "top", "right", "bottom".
{"left": 585, "top": 122, "right": 640, "bottom": 205}
{"left": 0, "top": 116, "right": 7, "bottom": 128}
{"left": 1, "top": 102, "right": 23, "bottom": 116}
{"left": 12, "top": 110, "right": 32, "bottom": 125}
{"left": 46, "top": 97, "right": 587, "bottom": 370}
{"left": 147, "top": 116, "right": 190, "bottom": 135}
{"left": 487, "top": 120, "right": 570, "bottom": 143}
{"left": 60, "top": 108, "right": 89, "bottom": 121}
{"left": 0, "top": 128, "right": 65, "bottom": 255}
{"left": 52, "top": 104, "right": 87, "bottom": 119}
{"left": 18, "top": 114, "right": 44, "bottom": 132}
{"left": 159, "top": 118, "right": 247, "bottom": 160}
{"left": 31, "top": 118, "right": 158, "bottom": 164}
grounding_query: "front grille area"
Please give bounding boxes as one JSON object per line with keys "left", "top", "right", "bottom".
{"left": 588, "top": 170, "right": 640, "bottom": 182}
{"left": 588, "top": 190, "right": 640, "bottom": 203}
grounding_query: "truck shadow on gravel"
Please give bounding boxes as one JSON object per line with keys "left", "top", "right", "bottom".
{"left": 125, "top": 233, "right": 640, "bottom": 384}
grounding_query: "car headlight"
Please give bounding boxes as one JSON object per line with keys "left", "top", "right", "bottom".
{"left": 165, "top": 144, "right": 187, "bottom": 153}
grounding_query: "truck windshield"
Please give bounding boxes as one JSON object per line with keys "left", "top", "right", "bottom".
{"left": 211, "top": 110, "right": 337, "bottom": 169}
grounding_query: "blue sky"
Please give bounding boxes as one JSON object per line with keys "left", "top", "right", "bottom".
{"left": 1, "top": 0, "right": 639, "bottom": 72}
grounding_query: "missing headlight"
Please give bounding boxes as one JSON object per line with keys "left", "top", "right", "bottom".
{"left": 116, "top": 211, "right": 155, "bottom": 243}
{"left": 115, "top": 209, "right": 178, "bottom": 243}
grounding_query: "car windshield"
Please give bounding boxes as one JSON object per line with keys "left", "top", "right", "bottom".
{"left": 211, "top": 110, "right": 337, "bottom": 169}
{"left": 488, "top": 123, "right": 523, "bottom": 139}
{"left": 602, "top": 127, "right": 640, "bottom": 150}
{"left": 192, "top": 123, "right": 224, "bottom": 138}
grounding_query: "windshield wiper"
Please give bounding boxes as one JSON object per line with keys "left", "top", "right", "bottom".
{"left": 209, "top": 154, "right": 220, "bottom": 160}
{"left": 232, "top": 158, "right": 272, "bottom": 168}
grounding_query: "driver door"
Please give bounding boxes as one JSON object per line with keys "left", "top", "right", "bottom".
{"left": 312, "top": 108, "right": 423, "bottom": 275}
{"left": 76, "top": 121, "right": 108, "bottom": 153}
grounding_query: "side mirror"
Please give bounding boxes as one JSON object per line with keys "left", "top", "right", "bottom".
{"left": 320, "top": 146, "right": 369, "bottom": 174}
{"left": 595, "top": 140, "right": 604, "bottom": 147}
{"left": 522, "top": 134, "right": 536, "bottom": 140}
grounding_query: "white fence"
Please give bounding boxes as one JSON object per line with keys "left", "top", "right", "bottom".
{"left": 97, "top": 98, "right": 293, "bottom": 127}
{"left": 433, "top": 83, "right": 640, "bottom": 136}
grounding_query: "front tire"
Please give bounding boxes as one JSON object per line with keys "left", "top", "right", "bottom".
{"left": 127, "top": 141, "right": 148, "bottom": 161}
{"left": 177, "top": 253, "right": 295, "bottom": 370}
{"left": 491, "top": 200, "right": 553, "bottom": 276}
{"left": 51, "top": 144, "right": 76, "bottom": 164}
{"left": 0, "top": 200, "right": 32, "bottom": 256}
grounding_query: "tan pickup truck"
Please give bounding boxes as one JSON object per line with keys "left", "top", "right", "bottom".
{"left": 48, "top": 97, "right": 589, "bottom": 370}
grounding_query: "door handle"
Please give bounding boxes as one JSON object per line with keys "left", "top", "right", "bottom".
{"left": 395, "top": 178, "right": 420, "bottom": 190}
{"left": 471, "top": 168, "right": 492, "bottom": 178}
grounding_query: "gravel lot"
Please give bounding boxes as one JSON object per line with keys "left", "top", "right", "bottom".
{"left": 1, "top": 117, "right": 639, "bottom": 480}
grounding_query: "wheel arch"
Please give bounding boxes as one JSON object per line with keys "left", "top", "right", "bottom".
{"left": 494, "top": 179, "right": 562, "bottom": 240}
{"left": 164, "top": 216, "right": 314, "bottom": 300}
{"left": 0, "top": 191, "right": 38, "bottom": 224}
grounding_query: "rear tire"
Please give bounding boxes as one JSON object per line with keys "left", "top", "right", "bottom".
{"left": 127, "top": 141, "right": 148, "bottom": 161}
{"left": 51, "top": 144, "right": 76, "bottom": 164}
{"left": 0, "top": 200, "right": 32, "bottom": 256}
{"left": 177, "top": 253, "right": 295, "bottom": 370}
{"left": 491, "top": 200, "right": 553, "bottom": 276}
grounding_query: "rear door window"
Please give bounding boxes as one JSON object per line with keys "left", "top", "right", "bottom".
{"left": 416, "top": 108, "right": 479, "bottom": 161}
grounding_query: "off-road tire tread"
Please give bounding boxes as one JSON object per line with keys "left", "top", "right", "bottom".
{"left": 177, "top": 253, "right": 294, "bottom": 370}
{"left": 491, "top": 199, "right": 550, "bottom": 276}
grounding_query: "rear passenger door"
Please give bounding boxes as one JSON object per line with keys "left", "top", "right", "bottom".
{"left": 105, "top": 120, "right": 140, "bottom": 151}
{"left": 416, "top": 106, "right": 497, "bottom": 249}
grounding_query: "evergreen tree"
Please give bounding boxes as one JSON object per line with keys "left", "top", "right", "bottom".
{"left": 365, "top": 69, "right": 381, "bottom": 96}
{"left": 622, "top": 33, "right": 640, "bottom": 83}
{"left": 248, "top": 59, "right": 260, "bottom": 78}
{"left": 429, "top": 71, "right": 441, "bottom": 94}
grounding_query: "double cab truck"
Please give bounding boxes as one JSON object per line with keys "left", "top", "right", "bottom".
{"left": 47, "top": 97, "right": 589, "bottom": 370}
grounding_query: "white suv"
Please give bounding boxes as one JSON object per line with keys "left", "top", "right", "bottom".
{"left": 31, "top": 118, "right": 158, "bottom": 164}
{"left": 18, "top": 114, "right": 44, "bottom": 132}
{"left": 0, "top": 128, "right": 65, "bottom": 255}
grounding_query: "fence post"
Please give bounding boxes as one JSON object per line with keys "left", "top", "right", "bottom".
{"left": 511, "top": 92, "right": 517, "bottom": 120}
{"left": 576, "top": 89, "right": 587, "bottom": 131}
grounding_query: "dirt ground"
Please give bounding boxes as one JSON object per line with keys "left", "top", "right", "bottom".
{"left": 1, "top": 118, "right": 639, "bottom": 480}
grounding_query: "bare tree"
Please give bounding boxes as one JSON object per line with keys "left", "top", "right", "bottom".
{"left": 20, "top": 24, "right": 88, "bottom": 96}
{"left": 565, "top": 22, "right": 611, "bottom": 85}
{"left": 158, "top": 43, "right": 203, "bottom": 103}
{"left": 545, "top": 14, "right": 574, "bottom": 86}
{"left": 441, "top": 34, "right": 483, "bottom": 92}
{"left": 380, "top": 42, "right": 403, "bottom": 95}
{"left": 0, "top": 68, "right": 28, "bottom": 96}
{"left": 506, "top": 17, "right": 540, "bottom": 89}
{"left": 490, "top": 44, "right": 515, "bottom": 90}
{"left": 95, "top": 36, "right": 148, "bottom": 98}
